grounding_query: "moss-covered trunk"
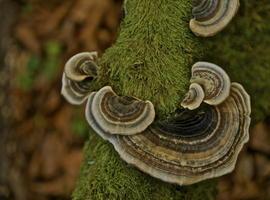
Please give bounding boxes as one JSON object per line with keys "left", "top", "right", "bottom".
{"left": 73, "top": 0, "right": 270, "bottom": 199}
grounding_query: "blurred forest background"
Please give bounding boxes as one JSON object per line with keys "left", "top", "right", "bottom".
{"left": 0, "top": 0, "right": 270, "bottom": 200}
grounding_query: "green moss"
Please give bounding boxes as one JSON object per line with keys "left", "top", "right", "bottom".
{"left": 72, "top": 132, "right": 217, "bottom": 200}
{"left": 73, "top": 0, "right": 270, "bottom": 199}
{"left": 98, "top": 0, "right": 203, "bottom": 118}
{"left": 203, "top": 0, "right": 270, "bottom": 122}
{"left": 73, "top": 0, "right": 217, "bottom": 199}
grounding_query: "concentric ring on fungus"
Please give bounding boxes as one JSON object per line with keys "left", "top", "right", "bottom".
{"left": 191, "top": 62, "right": 231, "bottom": 106}
{"left": 87, "top": 83, "right": 251, "bottom": 185}
{"left": 61, "top": 52, "right": 98, "bottom": 105}
{"left": 85, "top": 86, "right": 155, "bottom": 136}
{"left": 190, "top": 0, "right": 240, "bottom": 37}
{"left": 181, "top": 83, "right": 205, "bottom": 110}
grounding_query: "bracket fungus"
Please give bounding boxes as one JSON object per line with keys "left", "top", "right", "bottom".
{"left": 181, "top": 83, "right": 205, "bottom": 110}
{"left": 85, "top": 86, "right": 155, "bottom": 136}
{"left": 61, "top": 57, "right": 250, "bottom": 185}
{"left": 95, "top": 83, "right": 250, "bottom": 185}
{"left": 61, "top": 52, "right": 98, "bottom": 105}
{"left": 189, "top": 61, "right": 231, "bottom": 106}
{"left": 190, "top": 0, "right": 240, "bottom": 37}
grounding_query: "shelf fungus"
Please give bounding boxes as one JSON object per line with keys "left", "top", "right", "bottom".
{"left": 190, "top": 0, "right": 240, "bottom": 37}
{"left": 181, "top": 83, "right": 205, "bottom": 110}
{"left": 61, "top": 52, "right": 98, "bottom": 105}
{"left": 95, "top": 83, "right": 250, "bottom": 185}
{"left": 85, "top": 86, "right": 155, "bottom": 136}
{"left": 189, "top": 61, "right": 231, "bottom": 106}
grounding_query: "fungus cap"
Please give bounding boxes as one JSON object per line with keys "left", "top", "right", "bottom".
{"left": 181, "top": 83, "right": 205, "bottom": 110}
{"left": 61, "top": 52, "right": 98, "bottom": 105}
{"left": 191, "top": 62, "right": 231, "bottom": 105}
{"left": 112, "top": 82, "right": 251, "bottom": 185}
{"left": 85, "top": 86, "right": 155, "bottom": 135}
{"left": 65, "top": 52, "right": 98, "bottom": 82}
{"left": 190, "top": 0, "right": 240, "bottom": 37}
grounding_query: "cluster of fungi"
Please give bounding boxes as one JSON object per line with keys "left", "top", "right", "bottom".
{"left": 61, "top": 0, "right": 251, "bottom": 185}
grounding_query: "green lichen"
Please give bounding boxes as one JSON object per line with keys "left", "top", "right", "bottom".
{"left": 203, "top": 0, "right": 270, "bottom": 122}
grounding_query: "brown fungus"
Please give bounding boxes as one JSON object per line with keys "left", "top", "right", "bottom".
{"left": 61, "top": 52, "right": 98, "bottom": 105}
{"left": 181, "top": 83, "right": 205, "bottom": 110}
{"left": 191, "top": 62, "right": 231, "bottom": 106}
{"left": 85, "top": 86, "right": 155, "bottom": 136}
{"left": 102, "top": 83, "right": 251, "bottom": 185}
{"left": 190, "top": 0, "right": 240, "bottom": 37}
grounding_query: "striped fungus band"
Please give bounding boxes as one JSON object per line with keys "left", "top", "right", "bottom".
{"left": 61, "top": 56, "right": 250, "bottom": 184}
{"left": 181, "top": 83, "right": 205, "bottom": 110}
{"left": 190, "top": 0, "right": 240, "bottom": 37}
{"left": 61, "top": 52, "right": 98, "bottom": 105}
{"left": 181, "top": 62, "right": 231, "bottom": 110}
{"left": 85, "top": 86, "right": 155, "bottom": 135}
{"left": 85, "top": 83, "right": 250, "bottom": 185}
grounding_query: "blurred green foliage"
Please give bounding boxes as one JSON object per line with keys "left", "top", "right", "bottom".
{"left": 17, "top": 55, "right": 41, "bottom": 91}
{"left": 71, "top": 116, "right": 89, "bottom": 139}
{"left": 42, "top": 41, "right": 62, "bottom": 80}
{"left": 22, "top": 3, "right": 33, "bottom": 14}
{"left": 16, "top": 40, "right": 62, "bottom": 91}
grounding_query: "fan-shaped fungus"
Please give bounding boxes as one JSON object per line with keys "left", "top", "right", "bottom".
{"left": 113, "top": 83, "right": 251, "bottom": 185}
{"left": 61, "top": 52, "right": 98, "bottom": 105}
{"left": 190, "top": 0, "right": 240, "bottom": 37}
{"left": 191, "top": 62, "right": 231, "bottom": 105}
{"left": 181, "top": 83, "right": 205, "bottom": 110}
{"left": 85, "top": 86, "right": 155, "bottom": 136}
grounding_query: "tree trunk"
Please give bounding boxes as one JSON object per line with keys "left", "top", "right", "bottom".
{"left": 0, "top": 0, "right": 19, "bottom": 199}
{"left": 204, "top": 0, "right": 270, "bottom": 123}
{"left": 72, "top": 0, "right": 270, "bottom": 199}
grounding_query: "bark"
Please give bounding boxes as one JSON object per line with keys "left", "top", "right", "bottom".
{"left": 72, "top": 0, "right": 270, "bottom": 199}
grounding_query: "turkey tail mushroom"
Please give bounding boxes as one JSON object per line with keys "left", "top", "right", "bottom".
{"left": 190, "top": 61, "right": 231, "bottom": 106}
{"left": 181, "top": 83, "right": 205, "bottom": 110}
{"left": 85, "top": 86, "right": 155, "bottom": 137}
{"left": 112, "top": 82, "right": 251, "bottom": 185}
{"left": 61, "top": 52, "right": 98, "bottom": 105}
{"left": 190, "top": 0, "right": 240, "bottom": 37}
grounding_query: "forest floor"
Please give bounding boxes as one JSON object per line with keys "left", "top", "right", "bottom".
{"left": 1, "top": 0, "right": 270, "bottom": 200}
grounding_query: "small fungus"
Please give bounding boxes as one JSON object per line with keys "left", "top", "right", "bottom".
{"left": 190, "top": 0, "right": 240, "bottom": 37}
{"left": 181, "top": 83, "right": 205, "bottom": 110}
{"left": 190, "top": 62, "right": 231, "bottom": 106}
{"left": 61, "top": 52, "right": 98, "bottom": 105}
{"left": 85, "top": 86, "right": 155, "bottom": 136}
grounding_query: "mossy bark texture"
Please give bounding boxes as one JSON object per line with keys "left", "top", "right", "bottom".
{"left": 204, "top": 0, "right": 270, "bottom": 123}
{"left": 72, "top": 0, "right": 270, "bottom": 199}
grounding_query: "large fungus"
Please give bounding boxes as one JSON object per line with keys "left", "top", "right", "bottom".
{"left": 110, "top": 83, "right": 251, "bottom": 185}
{"left": 190, "top": 62, "right": 231, "bottom": 106}
{"left": 67, "top": 64, "right": 250, "bottom": 185}
{"left": 85, "top": 86, "right": 155, "bottom": 136}
{"left": 181, "top": 83, "right": 205, "bottom": 110}
{"left": 190, "top": 0, "right": 240, "bottom": 37}
{"left": 61, "top": 52, "right": 98, "bottom": 105}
